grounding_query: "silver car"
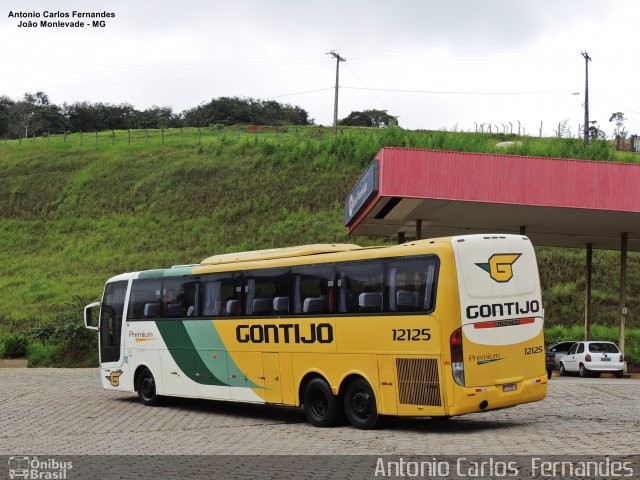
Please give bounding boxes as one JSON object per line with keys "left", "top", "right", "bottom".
{"left": 559, "top": 341, "right": 624, "bottom": 378}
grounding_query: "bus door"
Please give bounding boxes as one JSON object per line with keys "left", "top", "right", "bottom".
{"left": 100, "top": 281, "right": 128, "bottom": 364}
{"left": 262, "top": 352, "right": 282, "bottom": 403}
{"left": 98, "top": 280, "right": 132, "bottom": 390}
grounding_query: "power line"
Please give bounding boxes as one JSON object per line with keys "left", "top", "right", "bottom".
{"left": 269, "top": 87, "right": 334, "bottom": 98}
{"left": 344, "top": 64, "right": 388, "bottom": 108}
{"left": 592, "top": 93, "right": 640, "bottom": 117}
{"left": 342, "top": 86, "right": 580, "bottom": 95}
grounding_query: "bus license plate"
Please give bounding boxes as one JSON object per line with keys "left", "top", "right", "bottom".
{"left": 503, "top": 383, "right": 517, "bottom": 392}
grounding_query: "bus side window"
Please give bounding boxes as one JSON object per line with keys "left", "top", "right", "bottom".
{"left": 201, "top": 273, "right": 242, "bottom": 317}
{"left": 128, "top": 279, "right": 162, "bottom": 319}
{"left": 163, "top": 277, "right": 199, "bottom": 318}
{"left": 292, "top": 265, "right": 335, "bottom": 315}
{"left": 386, "top": 256, "right": 439, "bottom": 313}
{"left": 245, "top": 268, "right": 290, "bottom": 316}
{"left": 337, "top": 261, "right": 384, "bottom": 313}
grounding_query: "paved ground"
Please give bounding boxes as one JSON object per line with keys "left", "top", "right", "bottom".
{"left": 0, "top": 368, "right": 638, "bottom": 456}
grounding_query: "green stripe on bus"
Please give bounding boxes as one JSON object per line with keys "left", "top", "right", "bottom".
{"left": 154, "top": 320, "right": 261, "bottom": 389}
{"left": 183, "top": 320, "right": 261, "bottom": 389}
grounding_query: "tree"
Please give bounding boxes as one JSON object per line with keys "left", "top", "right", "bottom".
{"left": 338, "top": 109, "right": 397, "bottom": 127}
{"left": 588, "top": 120, "right": 606, "bottom": 141}
{"left": 182, "top": 97, "right": 310, "bottom": 127}
{"left": 609, "top": 112, "right": 627, "bottom": 150}
{"left": 9, "top": 91, "right": 65, "bottom": 138}
{"left": 0, "top": 95, "right": 15, "bottom": 136}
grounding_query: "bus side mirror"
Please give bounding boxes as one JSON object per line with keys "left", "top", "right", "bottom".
{"left": 84, "top": 302, "right": 101, "bottom": 331}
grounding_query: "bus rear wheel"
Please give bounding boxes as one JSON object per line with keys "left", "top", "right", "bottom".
{"left": 344, "top": 378, "right": 379, "bottom": 429}
{"left": 137, "top": 367, "right": 161, "bottom": 406}
{"left": 302, "top": 378, "right": 341, "bottom": 427}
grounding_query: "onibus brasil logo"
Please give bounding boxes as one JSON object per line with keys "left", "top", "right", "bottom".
{"left": 8, "top": 456, "right": 73, "bottom": 479}
{"left": 475, "top": 253, "right": 521, "bottom": 283}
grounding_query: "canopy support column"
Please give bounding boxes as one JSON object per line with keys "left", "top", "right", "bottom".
{"left": 397, "top": 231, "right": 405, "bottom": 244}
{"left": 416, "top": 220, "right": 422, "bottom": 240}
{"left": 584, "top": 243, "right": 592, "bottom": 341}
{"left": 519, "top": 225, "right": 526, "bottom": 235}
{"left": 620, "top": 233, "right": 627, "bottom": 355}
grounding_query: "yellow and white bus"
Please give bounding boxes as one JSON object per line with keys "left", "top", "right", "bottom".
{"left": 84, "top": 234, "right": 547, "bottom": 428}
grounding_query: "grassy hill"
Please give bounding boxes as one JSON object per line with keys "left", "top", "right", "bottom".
{"left": 1, "top": 126, "right": 639, "bottom": 365}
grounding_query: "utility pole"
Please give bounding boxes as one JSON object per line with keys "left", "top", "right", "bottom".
{"left": 327, "top": 50, "right": 346, "bottom": 141}
{"left": 582, "top": 51, "right": 592, "bottom": 146}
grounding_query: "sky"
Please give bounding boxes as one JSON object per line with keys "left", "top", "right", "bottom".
{"left": 2, "top": 0, "right": 639, "bottom": 137}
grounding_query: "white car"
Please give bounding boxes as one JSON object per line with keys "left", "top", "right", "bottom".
{"left": 559, "top": 341, "right": 624, "bottom": 378}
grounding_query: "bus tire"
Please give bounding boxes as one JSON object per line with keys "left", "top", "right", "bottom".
{"left": 302, "top": 378, "right": 341, "bottom": 427}
{"left": 343, "top": 378, "right": 379, "bottom": 429}
{"left": 137, "top": 367, "right": 161, "bottom": 406}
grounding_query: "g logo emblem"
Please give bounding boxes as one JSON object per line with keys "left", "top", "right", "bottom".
{"left": 105, "top": 369, "right": 123, "bottom": 387}
{"left": 475, "top": 254, "right": 522, "bottom": 283}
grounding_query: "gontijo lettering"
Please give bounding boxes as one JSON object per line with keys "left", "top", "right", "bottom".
{"left": 236, "top": 323, "right": 333, "bottom": 344}
{"left": 466, "top": 300, "right": 540, "bottom": 319}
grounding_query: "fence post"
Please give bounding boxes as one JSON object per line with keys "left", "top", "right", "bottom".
{"left": 3, "top": 135, "right": 6, "bottom": 145}
{"left": 64, "top": 130, "right": 67, "bottom": 142}
{"left": 145, "top": 129, "right": 148, "bottom": 144}
{"left": 33, "top": 132, "right": 36, "bottom": 144}
{"left": 237, "top": 129, "right": 240, "bottom": 142}
{"left": 128, "top": 129, "right": 131, "bottom": 144}
{"left": 80, "top": 131, "right": 83, "bottom": 145}
{"left": 161, "top": 128, "right": 164, "bottom": 144}
{"left": 47, "top": 132, "right": 50, "bottom": 143}
{"left": 198, "top": 127, "right": 202, "bottom": 144}
{"left": 18, "top": 134, "right": 21, "bottom": 144}
{"left": 180, "top": 127, "right": 184, "bottom": 145}
{"left": 112, "top": 130, "right": 115, "bottom": 145}
{"left": 95, "top": 131, "right": 98, "bottom": 143}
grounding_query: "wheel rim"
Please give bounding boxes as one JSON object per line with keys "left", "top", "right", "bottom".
{"left": 350, "top": 389, "right": 372, "bottom": 419}
{"left": 140, "top": 375, "right": 155, "bottom": 400}
{"left": 310, "top": 388, "right": 328, "bottom": 418}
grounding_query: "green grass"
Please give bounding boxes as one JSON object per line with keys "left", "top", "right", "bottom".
{"left": 1, "top": 125, "right": 639, "bottom": 366}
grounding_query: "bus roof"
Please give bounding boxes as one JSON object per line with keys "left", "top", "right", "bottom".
{"left": 200, "top": 244, "right": 362, "bottom": 266}
{"left": 125, "top": 235, "right": 512, "bottom": 280}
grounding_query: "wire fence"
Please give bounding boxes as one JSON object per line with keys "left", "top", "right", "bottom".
{"left": 0, "top": 125, "right": 372, "bottom": 148}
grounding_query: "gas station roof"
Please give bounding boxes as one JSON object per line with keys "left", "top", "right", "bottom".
{"left": 345, "top": 147, "right": 640, "bottom": 251}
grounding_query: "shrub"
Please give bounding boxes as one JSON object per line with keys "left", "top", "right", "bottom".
{"left": 3, "top": 333, "right": 29, "bottom": 358}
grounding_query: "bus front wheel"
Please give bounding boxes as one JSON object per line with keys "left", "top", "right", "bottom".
{"left": 137, "top": 367, "right": 161, "bottom": 406}
{"left": 344, "top": 378, "right": 379, "bottom": 429}
{"left": 302, "top": 377, "right": 341, "bottom": 427}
